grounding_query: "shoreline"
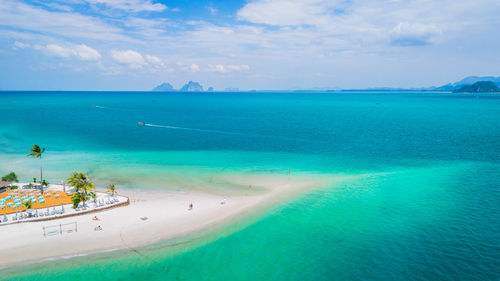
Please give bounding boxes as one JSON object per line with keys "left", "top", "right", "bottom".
{"left": 0, "top": 174, "right": 346, "bottom": 270}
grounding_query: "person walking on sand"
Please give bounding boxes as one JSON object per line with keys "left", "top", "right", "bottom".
{"left": 188, "top": 203, "right": 193, "bottom": 211}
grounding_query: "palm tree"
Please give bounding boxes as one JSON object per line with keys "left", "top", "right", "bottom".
{"left": 90, "top": 191, "right": 97, "bottom": 204}
{"left": 23, "top": 199, "right": 32, "bottom": 210}
{"left": 67, "top": 172, "right": 85, "bottom": 191}
{"left": 28, "top": 144, "right": 45, "bottom": 187}
{"left": 67, "top": 172, "right": 95, "bottom": 208}
{"left": 106, "top": 183, "right": 117, "bottom": 197}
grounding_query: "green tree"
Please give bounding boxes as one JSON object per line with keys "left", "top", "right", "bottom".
{"left": 28, "top": 144, "right": 45, "bottom": 186}
{"left": 23, "top": 199, "right": 32, "bottom": 209}
{"left": 67, "top": 172, "right": 95, "bottom": 208}
{"left": 1, "top": 172, "right": 18, "bottom": 182}
{"left": 105, "top": 183, "right": 117, "bottom": 197}
{"left": 90, "top": 191, "right": 97, "bottom": 204}
{"left": 71, "top": 193, "right": 82, "bottom": 209}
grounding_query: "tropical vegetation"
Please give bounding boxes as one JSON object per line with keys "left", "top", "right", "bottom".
{"left": 1, "top": 172, "right": 18, "bottom": 182}
{"left": 453, "top": 81, "right": 500, "bottom": 93}
{"left": 106, "top": 183, "right": 118, "bottom": 197}
{"left": 28, "top": 144, "right": 45, "bottom": 185}
{"left": 23, "top": 199, "right": 32, "bottom": 209}
{"left": 67, "top": 172, "right": 95, "bottom": 209}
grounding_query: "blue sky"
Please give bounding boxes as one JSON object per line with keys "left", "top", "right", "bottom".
{"left": 1, "top": 0, "right": 500, "bottom": 90}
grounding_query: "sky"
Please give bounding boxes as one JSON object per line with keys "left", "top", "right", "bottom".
{"left": 1, "top": 0, "right": 500, "bottom": 91}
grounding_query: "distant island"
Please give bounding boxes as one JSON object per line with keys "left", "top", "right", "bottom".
{"left": 435, "top": 76, "right": 500, "bottom": 92}
{"left": 152, "top": 83, "right": 174, "bottom": 92}
{"left": 153, "top": 81, "right": 209, "bottom": 92}
{"left": 152, "top": 76, "right": 500, "bottom": 93}
{"left": 453, "top": 81, "right": 499, "bottom": 93}
{"left": 179, "top": 81, "right": 203, "bottom": 92}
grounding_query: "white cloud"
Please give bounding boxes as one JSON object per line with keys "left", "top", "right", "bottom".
{"left": 0, "top": 0, "right": 131, "bottom": 42}
{"left": 13, "top": 41, "right": 30, "bottom": 49}
{"left": 190, "top": 63, "right": 200, "bottom": 72}
{"left": 214, "top": 64, "right": 226, "bottom": 73}
{"left": 145, "top": 54, "right": 163, "bottom": 65}
{"left": 111, "top": 49, "right": 145, "bottom": 68}
{"left": 75, "top": 44, "right": 102, "bottom": 60}
{"left": 38, "top": 2, "right": 73, "bottom": 12}
{"left": 38, "top": 43, "right": 101, "bottom": 60}
{"left": 122, "top": 17, "right": 171, "bottom": 38}
{"left": 234, "top": 0, "right": 500, "bottom": 50}
{"left": 206, "top": 64, "right": 250, "bottom": 73}
{"left": 237, "top": 0, "right": 345, "bottom": 26}
{"left": 227, "top": 64, "right": 250, "bottom": 71}
{"left": 85, "top": 0, "right": 167, "bottom": 12}
{"left": 390, "top": 22, "right": 441, "bottom": 46}
{"left": 45, "top": 44, "right": 73, "bottom": 57}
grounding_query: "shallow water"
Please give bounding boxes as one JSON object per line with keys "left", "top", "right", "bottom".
{"left": 0, "top": 91, "right": 499, "bottom": 280}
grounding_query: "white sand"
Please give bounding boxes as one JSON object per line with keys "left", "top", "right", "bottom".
{"left": 0, "top": 174, "right": 339, "bottom": 269}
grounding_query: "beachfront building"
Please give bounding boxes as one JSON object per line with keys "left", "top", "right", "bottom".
{"left": 0, "top": 181, "right": 11, "bottom": 194}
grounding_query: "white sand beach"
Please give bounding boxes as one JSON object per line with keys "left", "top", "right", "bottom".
{"left": 0, "top": 174, "right": 340, "bottom": 269}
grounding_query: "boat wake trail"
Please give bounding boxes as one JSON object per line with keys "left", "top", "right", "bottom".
{"left": 143, "top": 123, "right": 251, "bottom": 137}
{"left": 140, "top": 122, "right": 312, "bottom": 142}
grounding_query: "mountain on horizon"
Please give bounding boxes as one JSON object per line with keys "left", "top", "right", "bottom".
{"left": 151, "top": 76, "right": 500, "bottom": 92}
{"left": 152, "top": 82, "right": 175, "bottom": 92}
{"left": 437, "top": 76, "right": 500, "bottom": 90}
{"left": 180, "top": 81, "right": 204, "bottom": 92}
{"left": 453, "top": 81, "right": 500, "bottom": 93}
{"left": 152, "top": 81, "right": 204, "bottom": 92}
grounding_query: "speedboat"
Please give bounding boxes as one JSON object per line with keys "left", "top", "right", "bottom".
{"left": 138, "top": 122, "right": 145, "bottom": 126}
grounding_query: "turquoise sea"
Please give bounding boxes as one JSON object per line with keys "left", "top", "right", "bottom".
{"left": 0, "top": 91, "right": 499, "bottom": 280}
